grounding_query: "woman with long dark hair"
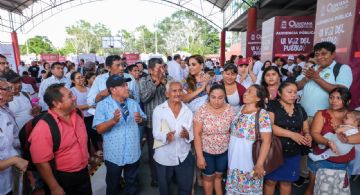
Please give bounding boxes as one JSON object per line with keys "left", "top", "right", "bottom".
{"left": 261, "top": 66, "right": 281, "bottom": 101}
{"left": 264, "top": 81, "right": 311, "bottom": 195}
{"left": 70, "top": 72, "right": 101, "bottom": 158}
{"left": 182, "top": 55, "right": 211, "bottom": 112}
{"left": 220, "top": 64, "right": 246, "bottom": 113}
{"left": 305, "top": 87, "right": 360, "bottom": 195}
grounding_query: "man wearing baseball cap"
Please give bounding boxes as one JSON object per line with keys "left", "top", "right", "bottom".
{"left": 282, "top": 55, "right": 296, "bottom": 81}
{"left": 93, "top": 74, "right": 146, "bottom": 195}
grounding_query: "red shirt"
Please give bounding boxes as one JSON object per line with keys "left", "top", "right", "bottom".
{"left": 313, "top": 110, "right": 355, "bottom": 163}
{"left": 29, "top": 109, "right": 89, "bottom": 172}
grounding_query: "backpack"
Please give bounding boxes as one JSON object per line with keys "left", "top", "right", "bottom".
{"left": 311, "top": 62, "right": 343, "bottom": 81}
{"left": 333, "top": 62, "right": 343, "bottom": 81}
{"left": 19, "top": 108, "right": 83, "bottom": 171}
{"left": 21, "top": 91, "right": 31, "bottom": 102}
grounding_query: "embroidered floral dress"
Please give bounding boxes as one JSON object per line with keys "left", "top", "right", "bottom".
{"left": 226, "top": 106, "right": 272, "bottom": 195}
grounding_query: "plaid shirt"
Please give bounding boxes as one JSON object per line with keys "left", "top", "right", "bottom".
{"left": 139, "top": 75, "right": 170, "bottom": 128}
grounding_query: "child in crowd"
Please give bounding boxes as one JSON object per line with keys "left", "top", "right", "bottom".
{"left": 309, "top": 110, "right": 360, "bottom": 161}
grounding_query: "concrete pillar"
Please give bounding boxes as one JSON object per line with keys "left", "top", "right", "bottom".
{"left": 220, "top": 30, "right": 226, "bottom": 66}
{"left": 11, "top": 31, "right": 20, "bottom": 73}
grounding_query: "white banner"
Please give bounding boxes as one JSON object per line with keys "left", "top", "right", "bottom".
{"left": 0, "top": 44, "right": 17, "bottom": 72}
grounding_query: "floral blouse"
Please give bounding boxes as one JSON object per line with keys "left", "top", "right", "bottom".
{"left": 194, "top": 104, "right": 236, "bottom": 154}
{"left": 230, "top": 107, "right": 272, "bottom": 141}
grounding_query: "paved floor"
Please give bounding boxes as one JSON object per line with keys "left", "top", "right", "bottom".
{"left": 91, "top": 145, "right": 360, "bottom": 195}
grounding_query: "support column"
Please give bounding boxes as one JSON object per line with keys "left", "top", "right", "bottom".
{"left": 11, "top": 31, "right": 20, "bottom": 73}
{"left": 246, "top": 7, "right": 257, "bottom": 58}
{"left": 247, "top": 7, "right": 257, "bottom": 33}
{"left": 220, "top": 29, "right": 226, "bottom": 66}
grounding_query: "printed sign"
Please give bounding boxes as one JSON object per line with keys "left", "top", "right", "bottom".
{"left": 246, "top": 30, "right": 262, "bottom": 58}
{"left": 261, "top": 16, "right": 315, "bottom": 61}
{"left": 0, "top": 44, "right": 17, "bottom": 72}
{"left": 314, "top": 0, "right": 357, "bottom": 64}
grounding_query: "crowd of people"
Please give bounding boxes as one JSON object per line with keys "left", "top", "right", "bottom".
{"left": 0, "top": 41, "right": 360, "bottom": 195}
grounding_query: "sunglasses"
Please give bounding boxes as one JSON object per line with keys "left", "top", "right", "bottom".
{"left": 0, "top": 62, "right": 9, "bottom": 65}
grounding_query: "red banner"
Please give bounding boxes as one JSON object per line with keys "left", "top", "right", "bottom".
{"left": 314, "top": 0, "right": 360, "bottom": 108}
{"left": 40, "top": 54, "right": 58, "bottom": 63}
{"left": 40, "top": 54, "right": 66, "bottom": 63}
{"left": 122, "top": 53, "right": 140, "bottom": 65}
{"left": 314, "top": 0, "right": 357, "bottom": 63}
{"left": 246, "top": 30, "right": 262, "bottom": 58}
{"left": 261, "top": 16, "right": 315, "bottom": 61}
{"left": 58, "top": 56, "right": 66, "bottom": 62}
{"left": 273, "top": 16, "right": 315, "bottom": 57}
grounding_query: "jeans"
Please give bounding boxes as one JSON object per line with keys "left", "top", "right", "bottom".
{"left": 202, "top": 151, "right": 228, "bottom": 176}
{"left": 155, "top": 153, "right": 195, "bottom": 195}
{"left": 307, "top": 158, "right": 348, "bottom": 174}
{"left": 105, "top": 160, "right": 140, "bottom": 195}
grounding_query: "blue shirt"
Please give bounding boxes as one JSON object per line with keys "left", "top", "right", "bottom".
{"left": 298, "top": 61, "right": 353, "bottom": 117}
{"left": 87, "top": 72, "right": 131, "bottom": 106}
{"left": 92, "top": 96, "right": 146, "bottom": 166}
{"left": 128, "top": 74, "right": 140, "bottom": 103}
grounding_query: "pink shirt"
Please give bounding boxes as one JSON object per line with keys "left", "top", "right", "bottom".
{"left": 194, "top": 104, "right": 235, "bottom": 154}
{"left": 29, "top": 109, "right": 89, "bottom": 172}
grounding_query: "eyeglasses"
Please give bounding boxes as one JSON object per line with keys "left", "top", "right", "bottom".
{"left": 0, "top": 62, "right": 9, "bottom": 65}
{"left": 0, "top": 86, "right": 13, "bottom": 91}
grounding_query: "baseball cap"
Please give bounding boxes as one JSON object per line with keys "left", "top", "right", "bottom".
{"left": 237, "top": 58, "right": 250, "bottom": 66}
{"left": 106, "top": 75, "right": 132, "bottom": 89}
{"left": 288, "top": 55, "right": 295, "bottom": 61}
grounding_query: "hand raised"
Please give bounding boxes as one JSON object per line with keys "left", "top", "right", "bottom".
{"left": 112, "top": 109, "right": 121, "bottom": 123}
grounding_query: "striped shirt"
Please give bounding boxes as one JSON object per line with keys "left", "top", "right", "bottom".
{"left": 139, "top": 75, "right": 170, "bottom": 128}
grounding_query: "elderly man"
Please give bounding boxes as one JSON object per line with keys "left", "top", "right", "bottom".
{"left": 38, "top": 62, "right": 71, "bottom": 111}
{"left": 29, "top": 83, "right": 91, "bottom": 195}
{"left": 0, "top": 77, "right": 29, "bottom": 195}
{"left": 152, "top": 80, "right": 194, "bottom": 195}
{"left": 93, "top": 75, "right": 146, "bottom": 195}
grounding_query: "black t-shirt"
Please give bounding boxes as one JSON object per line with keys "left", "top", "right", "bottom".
{"left": 267, "top": 100, "right": 308, "bottom": 156}
{"left": 28, "top": 66, "right": 39, "bottom": 78}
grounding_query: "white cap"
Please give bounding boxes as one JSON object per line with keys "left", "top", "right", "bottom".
{"left": 288, "top": 55, "right": 295, "bottom": 60}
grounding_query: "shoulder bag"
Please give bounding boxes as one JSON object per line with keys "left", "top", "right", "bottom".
{"left": 252, "top": 109, "right": 284, "bottom": 173}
